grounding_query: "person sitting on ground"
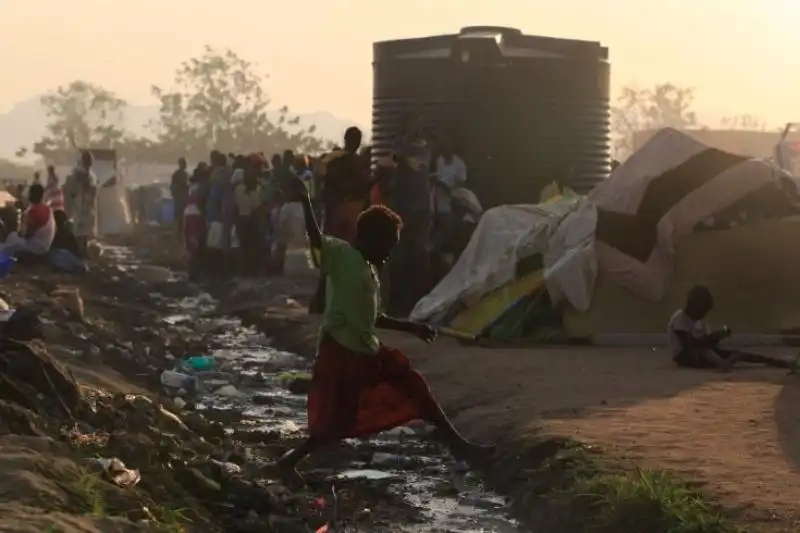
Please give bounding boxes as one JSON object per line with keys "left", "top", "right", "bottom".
{"left": 669, "top": 285, "right": 794, "bottom": 371}
{"left": 272, "top": 174, "right": 493, "bottom": 482}
{"left": 51, "top": 210, "right": 82, "bottom": 256}
{"left": 0, "top": 184, "right": 55, "bottom": 259}
{"left": 48, "top": 210, "right": 89, "bottom": 273}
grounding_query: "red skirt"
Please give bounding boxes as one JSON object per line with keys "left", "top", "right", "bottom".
{"left": 307, "top": 334, "right": 436, "bottom": 439}
{"left": 184, "top": 213, "right": 204, "bottom": 254}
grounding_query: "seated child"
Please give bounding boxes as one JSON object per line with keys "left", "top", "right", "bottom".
{"left": 668, "top": 285, "right": 794, "bottom": 371}
{"left": 1, "top": 184, "right": 55, "bottom": 259}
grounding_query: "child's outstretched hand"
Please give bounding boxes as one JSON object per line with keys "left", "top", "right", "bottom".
{"left": 410, "top": 323, "right": 437, "bottom": 343}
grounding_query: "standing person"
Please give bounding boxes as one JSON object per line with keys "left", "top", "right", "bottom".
{"left": 275, "top": 155, "right": 313, "bottom": 275}
{"left": 320, "top": 128, "right": 370, "bottom": 242}
{"left": 234, "top": 154, "right": 265, "bottom": 276}
{"left": 308, "top": 127, "right": 371, "bottom": 313}
{"left": 273, "top": 175, "right": 493, "bottom": 481}
{"left": 170, "top": 157, "right": 190, "bottom": 233}
{"left": 295, "top": 155, "right": 315, "bottom": 199}
{"left": 43, "top": 165, "right": 64, "bottom": 212}
{"left": 282, "top": 150, "right": 296, "bottom": 171}
{"left": 260, "top": 154, "right": 285, "bottom": 268}
{"left": 63, "top": 151, "right": 98, "bottom": 256}
{"left": 432, "top": 139, "right": 467, "bottom": 251}
{"left": 184, "top": 164, "right": 210, "bottom": 280}
{"left": 270, "top": 150, "right": 299, "bottom": 272}
{"left": 205, "top": 150, "right": 233, "bottom": 278}
{"left": 389, "top": 112, "right": 433, "bottom": 316}
{"left": 14, "top": 184, "right": 26, "bottom": 211}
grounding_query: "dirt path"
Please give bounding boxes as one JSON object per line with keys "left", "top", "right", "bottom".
{"left": 373, "top": 334, "right": 800, "bottom": 531}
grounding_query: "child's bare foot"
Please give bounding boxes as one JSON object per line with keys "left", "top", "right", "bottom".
{"left": 260, "top": 460, "right": 306, "bottom": 488}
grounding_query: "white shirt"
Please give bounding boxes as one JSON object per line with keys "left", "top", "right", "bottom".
{"left": 667, "top": 309, "right": 709, "bottom": 356}
{"left": 433, "top": 155, "right": 467, "bottom": 214}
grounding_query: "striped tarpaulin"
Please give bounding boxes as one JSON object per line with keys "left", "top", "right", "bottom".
{"left": 588, "top": 127, "right": 780, "bottom": 301}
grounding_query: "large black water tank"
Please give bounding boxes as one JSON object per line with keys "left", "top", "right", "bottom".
{"left": 372, "top": 26, "right": 610, "bottom": 206}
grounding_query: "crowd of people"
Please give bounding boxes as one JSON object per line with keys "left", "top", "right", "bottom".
{"left": 172, "top": 119, "right": 472, "bottom": 317}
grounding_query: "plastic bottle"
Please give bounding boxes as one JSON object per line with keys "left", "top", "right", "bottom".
{"left": 182, "top": 355, "right": 215, "bottom": 372}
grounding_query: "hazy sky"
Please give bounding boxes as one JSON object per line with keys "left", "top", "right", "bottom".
{"left": 1, "top": 0, "right": 799, "bottom": 129}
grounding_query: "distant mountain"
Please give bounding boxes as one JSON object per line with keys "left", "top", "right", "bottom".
{"left": 0, "top": 96, "right": 368, "bottom": 161}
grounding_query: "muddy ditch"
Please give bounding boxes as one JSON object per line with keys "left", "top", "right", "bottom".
{"left": 160, "top": 290, "right": 522, "bottom": 532}
{"left": 109, "top": 246, "right": 523, "bottom": 531}
{"left": 2, "top": 243, "right": 522, "bottom": 532}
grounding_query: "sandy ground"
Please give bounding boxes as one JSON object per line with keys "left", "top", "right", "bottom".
{"left": 374, "top": 333, "right": 800, "bottom": 531}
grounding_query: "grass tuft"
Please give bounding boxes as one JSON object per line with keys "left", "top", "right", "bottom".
{"left": 511, "top": 440, "right": 744, "bottom": 533}
{"left": 574, "top": 468, "right": 741, "bottom": 533}
{"left": 70, "top": 470, "right": 105, "bottom": 517}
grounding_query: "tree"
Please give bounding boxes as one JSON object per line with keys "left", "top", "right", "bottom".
{"left": 611, "top": 83, "right": 698, "bottom": 160}
{"left": 721, "top": 114, "right": 769, "bottom": 131}
{"left": 30, "top": 81, "right": 128, "bottom": 162}
{"left": 150, "top": 46, "right": 326, "bottom": 161}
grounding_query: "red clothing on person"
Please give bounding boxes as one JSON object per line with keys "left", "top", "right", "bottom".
{"left": 320, "top": 150, "right": 369, "bottom": 243}
{"left": 44, "top": 187, "right": 64, "bottom": 211}
{"left": 369, "top": 182, "right": 384, "bottom": 206}
{"left": 184, "top": 212, "right": 204, "bottom": 255}
{"left": 26, "top": 203, "right": 52, "bottom": 234}
{"left": 307, "top": 333, "right": 438, "bottom": 439}
{"left": 183, "top": 185, "right": 205, "bottom": 255}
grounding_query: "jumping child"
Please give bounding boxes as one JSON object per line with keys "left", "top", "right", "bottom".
{"left": 275, "top": 175, "right": 493, "bottom": 480}
{"left": 668, "top": 285, "right": 795, "bottom": 371}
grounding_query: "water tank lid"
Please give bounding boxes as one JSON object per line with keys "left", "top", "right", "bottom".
{"left": 459, "top": 26, "right": 521, "bottom": 36}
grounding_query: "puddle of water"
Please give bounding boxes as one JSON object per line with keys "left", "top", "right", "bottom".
{"left": 151, "top": 277, "right": 523, "bottom": 532}
{"left": 162, "top": 314, "right": 191, "bottom": 325}
{"left": 336, "top": 469, "right": 396, "bottom": 481}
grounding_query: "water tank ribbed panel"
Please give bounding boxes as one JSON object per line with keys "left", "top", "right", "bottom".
{"left": 372, "top": 27, "right": 610, "bottom": 206}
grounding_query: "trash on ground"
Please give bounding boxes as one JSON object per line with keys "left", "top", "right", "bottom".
{"left": 90, "top": 457, "right": 142, "bottom": 488}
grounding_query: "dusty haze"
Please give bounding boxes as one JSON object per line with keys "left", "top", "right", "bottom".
{"left": 1, "top": 0, "right": 799, "bottom": 127}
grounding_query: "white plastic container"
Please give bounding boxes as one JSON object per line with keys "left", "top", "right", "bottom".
{"left": 160, "top": 370, "right": 198, "bottom": 392}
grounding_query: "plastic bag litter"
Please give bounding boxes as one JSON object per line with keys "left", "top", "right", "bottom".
{"left": 90, "top": 457, "right": 141, "bottom": 488}
{"left": 160, "top": 369, "right": 199, "bottom": 392}
{"left": 210, "top": 459, "right": 242, "bottom": 477}
{"left": 371, "top": 452, "right": 411, "bottom": 467}
{"left": 382, "top": 426, "right": 416, "bottom": 439}
{"left": 214, "top": 384, "right": 246, "bottom": 398}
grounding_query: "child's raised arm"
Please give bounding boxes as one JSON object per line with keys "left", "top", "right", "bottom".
{"left": 289, "top": 176, "right": 322, "bottom": 250}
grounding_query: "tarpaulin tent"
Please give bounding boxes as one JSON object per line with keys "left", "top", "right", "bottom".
{"left": 0, "top": 191, "right": 16, "bottom": 208}
{"left": 414, "top": 128, "right": 800, "bottom": 340}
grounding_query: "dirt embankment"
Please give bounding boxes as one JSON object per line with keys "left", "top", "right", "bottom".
{"left": 0, "top": 254, "right": 400, "bottom": 533}
{"left": 242, "top": 290, "right": 800, "bottom": 533}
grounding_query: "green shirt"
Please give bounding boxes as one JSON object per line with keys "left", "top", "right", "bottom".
{"left": 317, "top": 235, "right": 380, "bottom": 354}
